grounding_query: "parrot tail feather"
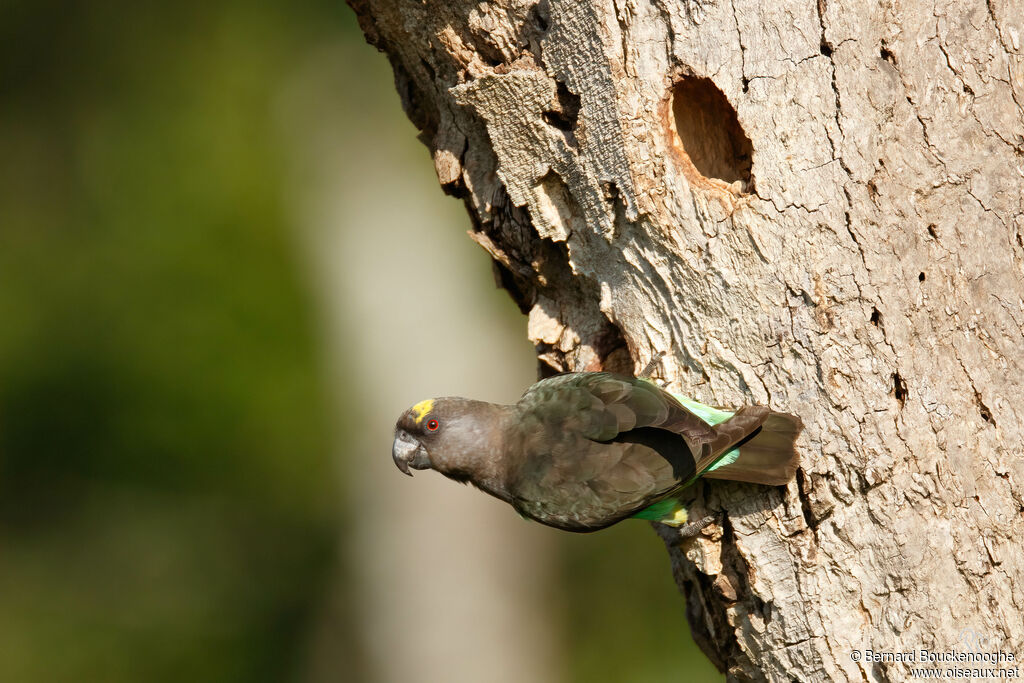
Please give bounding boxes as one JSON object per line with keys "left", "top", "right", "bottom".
{"left": 702, "top": 411, "right": 802, "bottom": 485}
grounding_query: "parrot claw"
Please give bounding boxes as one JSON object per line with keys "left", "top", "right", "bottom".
{"left": 676, "top": 514, "right": 719, "bottom": 540}
{"left": 638, "top": 351, "right": 666, "bottom": 380}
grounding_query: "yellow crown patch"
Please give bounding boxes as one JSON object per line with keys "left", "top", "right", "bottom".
{"left": 411, "top": 399, "right": 434, "bottom": 425}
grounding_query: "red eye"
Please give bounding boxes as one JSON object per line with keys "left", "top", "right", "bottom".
{"left": 426, "top": 419, "right": 439, "bottom": 431}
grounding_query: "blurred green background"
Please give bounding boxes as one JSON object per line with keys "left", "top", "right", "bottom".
{"left": 0, "top": 2, "right": 720, "bottom": 681}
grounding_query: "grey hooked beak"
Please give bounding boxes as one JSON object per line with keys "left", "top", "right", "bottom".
{"left": 392, "top": 430, "right": 431, "bottom": 476}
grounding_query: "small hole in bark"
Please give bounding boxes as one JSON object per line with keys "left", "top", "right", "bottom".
{"left": 593, "top": 319, "right": 632, "bottom": 374}
{"left": 542, "top": 81, "right": 580, "bottom": 147}
{"left": 870, "top": 307, "right": 881, "bottom": 326}
{"left": 880, "top": 44, "right": 897, "bottom": 65}
{"left": 670, "top": 76, "right": 753, "bottom": 192}
{"left": 533, "top": 0, "right": 550, "bottom": 31}
{"left": 541, "top": 110, "right": 572, "bottom": 131}
{"left": 796, "top": 470, "right": 817, "bottom": 529}
{"left": 892, "top": 372, "right": 907, "bottom": 405}
{"left": 1017, "top": 232, "right": 1023, "bottom": 248}
{"left": 602, "top": 181, "right": 619, "bottom": 202}
{"left": 927, "top": 224, "right": 937, "bottom": 239}
{"left": 476, "top": 51, "right": 502, "bottom": 68}
{"left": 974, "top": 390, "right": 995, "bottom": 426}
{"left": 820, "top": 42, "right": 833, "bottom": 57}
{"left": 918, "top": 272, "right": 926, "bottom": 282}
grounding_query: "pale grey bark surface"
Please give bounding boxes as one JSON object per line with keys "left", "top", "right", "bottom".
{"left": 347, "top": 0, "right": 1024, "bottom": 680}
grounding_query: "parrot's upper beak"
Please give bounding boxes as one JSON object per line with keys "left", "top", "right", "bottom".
{"left": 392, "top": 430, "right": 431, "bottom": 476}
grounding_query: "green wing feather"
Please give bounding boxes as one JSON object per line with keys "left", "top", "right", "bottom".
{"left": 630, "top": 498, "right": 678, "bottom": 521}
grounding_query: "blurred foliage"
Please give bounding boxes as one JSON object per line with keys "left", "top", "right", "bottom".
{"left": 563, "top": 523, "right": 720, "bottom": 683}
{"left": 0, "top": 1, "right": 353, "bottom": 681}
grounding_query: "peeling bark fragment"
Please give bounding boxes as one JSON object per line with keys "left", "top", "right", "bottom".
{"left": 349, "top": 0, "right": 1024, "bottom": 679}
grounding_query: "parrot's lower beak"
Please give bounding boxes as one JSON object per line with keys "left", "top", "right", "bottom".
{"left": 392, "top": 430, "right": 431, "bottom": 476}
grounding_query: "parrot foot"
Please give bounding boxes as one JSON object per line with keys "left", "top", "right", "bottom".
{"left": 675, "top": 514, "right": 719, "bottom": 540}
{"left": 638, "top": 351, "right": 666, "bottom": 380}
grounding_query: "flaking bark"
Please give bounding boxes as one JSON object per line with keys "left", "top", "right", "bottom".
{"left": 347, "top": 0, "right": 1024, "bottom": 679}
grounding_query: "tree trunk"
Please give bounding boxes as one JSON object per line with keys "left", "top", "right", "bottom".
{"left": 346, "top": 0, "right": 1024, "bottom": 679}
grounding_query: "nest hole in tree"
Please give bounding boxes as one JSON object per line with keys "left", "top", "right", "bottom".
{"left": 669, "top": 76, "right": 754, "bottom": 193}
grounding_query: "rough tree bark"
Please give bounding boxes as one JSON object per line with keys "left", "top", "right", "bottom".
{"left": 347, "top": 0, "right": 1024, "bottom": 679}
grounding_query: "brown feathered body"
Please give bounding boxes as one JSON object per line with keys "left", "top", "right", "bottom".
{"left": 392, "top": 373, "right": 801, "bottom": 532}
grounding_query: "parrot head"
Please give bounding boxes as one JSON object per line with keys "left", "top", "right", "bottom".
{"left": 391, "top": 397, "right": 510, "bottom": 483}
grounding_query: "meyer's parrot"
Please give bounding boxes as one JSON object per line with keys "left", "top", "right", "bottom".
{"left": 391, "top": 372, "right": 801, "bottom": 533}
